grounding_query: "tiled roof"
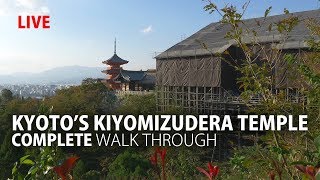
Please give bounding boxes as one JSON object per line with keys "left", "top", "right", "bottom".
{"left": 156, "top": 9, "right": 320, "bottom": 59}
{"left": 103, "top": 54, "right": 129, "bottom": 64}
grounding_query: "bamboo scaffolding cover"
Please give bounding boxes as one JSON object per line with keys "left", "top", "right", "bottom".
{"left": 156, "top": 56, "right": 221, "bottom": 87}
{"left": 156, "top": 10, "right": 320, "bottom": 88}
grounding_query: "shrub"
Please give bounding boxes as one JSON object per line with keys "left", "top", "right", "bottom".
{"left": 108, "top": 150, "right": 151, "bottom": 178}
{"left": 82, "top": 170, "right": 100, "bottom": 180}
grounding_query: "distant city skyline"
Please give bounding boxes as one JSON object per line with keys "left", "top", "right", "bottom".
{"left": 0, "top": 0, "right": 318, "bottom": 75}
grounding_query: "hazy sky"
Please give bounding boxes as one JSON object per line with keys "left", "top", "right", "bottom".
{"left": 0, "top": 0, "right": 318, "bottom": 74}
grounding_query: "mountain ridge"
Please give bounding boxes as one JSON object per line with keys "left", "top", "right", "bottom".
{"left": 0, "top": 66, "right": 106, "bottom": 85}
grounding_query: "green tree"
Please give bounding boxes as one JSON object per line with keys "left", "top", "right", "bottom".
{"left": 1, "top": 89, "right": 13, "bottom": 102}
{"left": 44, "top": 82, "right": 116, "bottom": 115}
{"left": 0, "top": 95, "right": 40, "bottom": 179}
{"left": 73, "top": 160, "right": 87, "bottom": 179}
{"left": 82, "top": 170, "right": 100, "bottom": 180}
{"left": 116, "top": 93, "right": 156, "bottom": 115}
{"left": 0, "top": 132, "right": 24, "bottom": 179}
{"left": 166, "top": 147, "right": 201, "bottom": 179}
{"left": 108, "top": 150, "right": 151, "bottom": 178}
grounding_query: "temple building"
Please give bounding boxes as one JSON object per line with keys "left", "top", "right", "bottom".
{"left": 102, "top": 40, "right": 155, "bottom": 91}
{"left": 155, "top": 9, "right": 319, "bottom": 161}
{"left": 155, "top": 9, "right": 319, "bottom": 113}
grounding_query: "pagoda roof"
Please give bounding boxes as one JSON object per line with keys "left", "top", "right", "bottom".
{"left": 103, "top": 53, "right": 129, "bottom": 65}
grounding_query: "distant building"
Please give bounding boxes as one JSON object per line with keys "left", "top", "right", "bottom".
{"left": 102, "top": 39, "right": 155, "bottom": 91}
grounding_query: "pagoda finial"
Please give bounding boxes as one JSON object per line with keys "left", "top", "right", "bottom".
{"left": 114, "top": 38, "right": 117, "bottom": 54}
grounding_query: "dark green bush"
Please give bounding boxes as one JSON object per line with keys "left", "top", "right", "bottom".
{"left": 108, "top": 150, "right": 151, "bottom": 178}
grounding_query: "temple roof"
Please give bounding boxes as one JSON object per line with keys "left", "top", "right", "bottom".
{"left": 103, "top": 53, "right": 129, "bottom": 65}
{"left": 113, "top": 69, "right": 156, "bottom": 84}
{"left": 118, "top": 70, "right": 146, "bottom": 81}
{"left": 156, "top": 9, "right": 320, "bottom": 59}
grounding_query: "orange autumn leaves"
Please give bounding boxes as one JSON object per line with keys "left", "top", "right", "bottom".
{"left": 295, "top": 165, "right": 320, "bottom": 180}
{"left": 53, "top": 156, "right": 79, "bottom": 180}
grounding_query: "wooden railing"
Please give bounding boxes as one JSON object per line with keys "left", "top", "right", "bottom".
{"left": 116, "top": 90, "right": 154, "bottom": 96}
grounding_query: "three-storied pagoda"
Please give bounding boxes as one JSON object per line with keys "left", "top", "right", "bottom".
{"left": 102, "top": 39, "right": 129, "bottom": 89}
{"left": 102, "top": 39, "right": 155, "bottom": 91}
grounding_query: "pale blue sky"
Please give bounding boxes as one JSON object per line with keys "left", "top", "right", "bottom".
{"left": 0, "top": 0, "right": 318, "bottom": 74}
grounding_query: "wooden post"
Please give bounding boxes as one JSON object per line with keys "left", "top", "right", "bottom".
{"left": 196, "top": 86, "right": 199, "bottom": 112}
{"left": 188, "top": 86, "right": 191, "bottom": 112}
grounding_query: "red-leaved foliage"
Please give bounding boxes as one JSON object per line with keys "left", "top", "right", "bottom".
{"left": 150, "top": 151, "right": 158, "bottom": 166}
{"left": 53, "top": 156, "right": 80, "bottom": 180}
{"left": 197, "top": 162, "right": 219, "bottom": 180}
{"left": 150, "top": 147, "right": 167, "bottom": 179}
{"left": 156, "top": 147, "right": 167, "bottom": 168}
{"left": 295, "top": 165, "right": 320, "bottom": 180}
{"left": 268, "top": 170, "right": 276, "bottom": 180}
